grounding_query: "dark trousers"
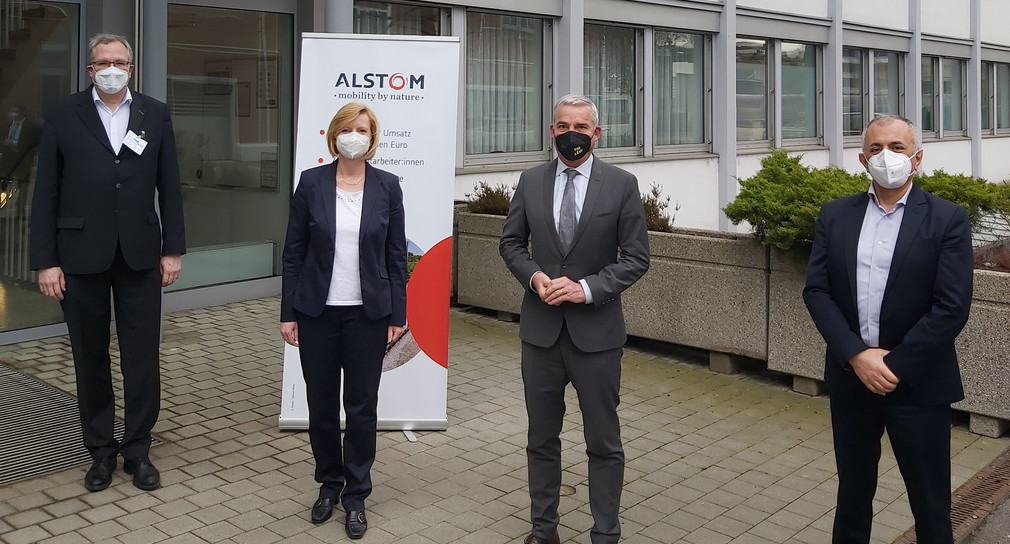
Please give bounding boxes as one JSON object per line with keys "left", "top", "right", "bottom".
{"left": 830, "top": 395, "right": 954, "bottom": 544}
{"left": 61, "top": 248, "right": 162, "bottom": 461}
{"left": 522, "top": 323, "right": 624, "bottom": 544}
{"left": 296, "top": 305, "right": 387, "bottom": 510}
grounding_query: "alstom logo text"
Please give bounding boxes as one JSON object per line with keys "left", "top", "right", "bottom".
{"left": 334, "top": 72, "right": 425, "bottom": 90}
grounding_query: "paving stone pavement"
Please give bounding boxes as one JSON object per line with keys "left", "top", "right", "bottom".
{"left": 0, "top": 296, "right": 1006, "bottom": 544}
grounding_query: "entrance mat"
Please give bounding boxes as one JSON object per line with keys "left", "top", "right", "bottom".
{"left": 0, "top": 363, "right": 157, "bottom": 486}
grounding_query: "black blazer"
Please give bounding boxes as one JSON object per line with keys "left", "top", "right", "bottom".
{"left": 803, "top": 184, "right": 974, "bottom": 405}
{"left": 499, "top": 157, "right": 650, "bottom": 353}
{"left": 280, "top": 161, "right": 407, "bottom": 326}
{"left": 29, "top": 88, "right": 186, "bottom": 273}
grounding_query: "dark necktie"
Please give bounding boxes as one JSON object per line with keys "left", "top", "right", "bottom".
{"left": 559, "top": 168, "right": 578, "bottom": 252}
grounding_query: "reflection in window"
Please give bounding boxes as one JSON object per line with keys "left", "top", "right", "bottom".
{"left": 922, "top": 56, "right": 936, "bottom": 132}
{"left": 166, "top": 5, "right": 294, "bottom": 289}
{"left": 736, "top": 39, "right": 767, "bottom": 142}
{"left": 943, "top": 58, "right": 965, "bottom": 132}
{"left": 585, "top": 24, "right": 637, "bottom": 148}
{"left": 998, "top": 64, "right": 1010, "bottom": 130}
{"left": 465, "top": 12, "right": 543, "bottom": 155}
{"left": 654, "top": 31, "right": 704, "bottom": 146}
{"left": 354, "top": 1, "right": 443, "bottom": 35}
{"left": 982, "top": 61, "right": 992, "bottom": 131}
{"left": 873, "top": 52, "right": 901, "bottom": 116}
{"left": 842, "top": 48, "right": 863, "bottom": 136}
{"left": 0, "top": 0, "right": 78, "bottom": 331}
{"left": 781, "top": 42, "right": 817, "bottom": 139}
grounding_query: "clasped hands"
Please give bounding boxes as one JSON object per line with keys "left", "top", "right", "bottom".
{"left": 532, "top": 271, "right": 585, "bottom": 306}
{"left": 849, "top": 347, "right": 900, "bottom": 395}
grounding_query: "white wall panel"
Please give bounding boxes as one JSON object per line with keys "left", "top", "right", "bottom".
{"left": 737, "top": 0, "right": 828, "bottom": 19}
{"left": 921, "top": 139, "right": 973, "bottom": 175}
{"left": 981, "top": 139, "right": 1010, "bottom": 183}
{"left": 842, "top": 0, "right": 908, "bottom": 30}
{"left": 921, "top": 0, "right": 971, "bottom": 39}
{"left": 981, "top": 0, "right": 1010, "bottom": 46}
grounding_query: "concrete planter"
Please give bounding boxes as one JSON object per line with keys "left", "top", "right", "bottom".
{"left": 454, "top": 211, "right": 522, "bottom": 315}
{"left": 453, "top": 211, "right": 1010, "bottom": 435}
{"left": 766, "top": 249, "right": 827, "bottom": 394}
{"left": 623, "top": 228, "right": 769, "bottom": 366}
{"left": 955, "top": 270, "right": 1010, "bottom": 437}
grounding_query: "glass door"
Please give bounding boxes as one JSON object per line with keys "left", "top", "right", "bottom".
{"left": 0, "top": 0, "right": 79, "bottom": 332}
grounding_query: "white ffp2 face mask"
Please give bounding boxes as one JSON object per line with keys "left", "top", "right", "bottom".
{"left": 93, "top": 66, "right": 130, "bottom": 95}
{"left": 336, "top": 132, "right": 370, "bottom": 160}
{"left": 865, "top": 148, "right": 916, "bottom": 189}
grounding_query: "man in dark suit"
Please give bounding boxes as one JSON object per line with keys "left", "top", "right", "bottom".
{"left": 30, "top": 34, "right": 185, "bottom": 492}
{"left": 1, "top": 105, "right": 41, "bottom": 181}
{"left": 803, "top": 115, "right": 974, "bottom": 544}
{"left": 500, "top": 94, "right": 650, "bottom": 544}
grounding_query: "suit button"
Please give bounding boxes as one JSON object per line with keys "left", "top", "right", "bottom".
{"left": 562, "top": 263, "right": 568, "bottom": 268}
{"left": 115, "top": 159, "right": 121, "bottom": 164}
{"left": 116, "top": 183, "right": 121, "bottom": 189}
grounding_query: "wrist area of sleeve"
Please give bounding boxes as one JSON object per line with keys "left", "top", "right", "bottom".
{"left": 580, "top": 279, "right": 594, "bottom": 304}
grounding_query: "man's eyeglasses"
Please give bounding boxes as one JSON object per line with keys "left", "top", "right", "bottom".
{"left": 90, "top": 61, "right": 131, "bottom": 70}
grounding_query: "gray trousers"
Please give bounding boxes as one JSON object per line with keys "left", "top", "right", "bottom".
{"left": 522, "top": 324, "right": 624, "bottom": 544}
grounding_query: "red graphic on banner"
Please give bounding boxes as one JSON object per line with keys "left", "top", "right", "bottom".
{"left": 406, "top": 237, "right": 451, "bottom": 368}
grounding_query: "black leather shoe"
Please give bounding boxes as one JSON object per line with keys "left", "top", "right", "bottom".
{"left": 523, "top": 532, "right": 560, "bottom": 544}
{"left": 84, "top": 457, "right": 116, "bottom": 492}
{"left": 345, "top": 509, "right": 367, "bottom": 539}
{"left": 310, "top": 497, "right": 334, "bottom": 524}
{"left": 123, "top": 457, "right": 160, "bottom": 490}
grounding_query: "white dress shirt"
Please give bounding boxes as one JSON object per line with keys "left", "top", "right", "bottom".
{"left": 856, "top": 185, "right": 910, "bottom": 347}
{"left": 528, "top": 156, "right": 595, "bottom": 304}
{"left": 92, "top": 87, "right": 132, "bottom": 154}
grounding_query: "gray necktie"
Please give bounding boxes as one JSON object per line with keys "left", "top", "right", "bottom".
{"left": 559, "top": 168, "right": 578, "bottom": 252}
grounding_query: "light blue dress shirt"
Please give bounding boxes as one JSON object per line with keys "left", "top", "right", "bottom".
{"left": 528, "top": 156, "right": 596, "bottom": 304}
{"left": 92, "top": 87, "right": 132, "bottom": 155}
{"left": 856, "top": 185, "right": 911, "bottom": 347}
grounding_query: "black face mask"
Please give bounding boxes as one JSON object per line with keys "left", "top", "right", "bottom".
{"left": 555, "top": 130, "right": 593, "bottom": 162}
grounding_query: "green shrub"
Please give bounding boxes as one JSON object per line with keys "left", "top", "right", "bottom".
{"left": 642, "top": 183, "right": 679, "bottom": 232}
{"left": 723, "top": 149, "right": 1010, "bottom": 254}
{"left": 464, "top": 181, "right": 514, "bottom": 215}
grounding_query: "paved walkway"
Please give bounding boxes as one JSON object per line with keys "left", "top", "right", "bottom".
{"left": 0, "top": 297, "right": 1006, "bottom": 544}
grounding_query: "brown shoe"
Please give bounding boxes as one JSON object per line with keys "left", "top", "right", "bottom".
{"left": 523, "top": 532, "right": 560, "bottom": 544}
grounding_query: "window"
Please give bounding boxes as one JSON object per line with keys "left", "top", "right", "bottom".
{"left": 781, "top": 43, "right": 817, "bottom": 139}
{"left": 736, "top": 38, "right": 821, "bottom": 145}
{"left": 842, "top": 48, "right": 903, "bottom": 137}
{"left": 166, "top": 5, "right": 295, "bottom": 290}
{"left": 465, "top": 12, "right": 544, "bottom": 156}
{"left": 654, "top": 31, "right": 706, "bottom": 147}
{"left": 922, "top": 55, "right": 967, "bottom": 137}
{"left": 736, "top": 39, "right": 767, "bottom": 142}
{"left": 981, "top": 61, "right": 1010, "bottom": 134}
{"left": 998, "top": 64, "right": 1010, "bottom": 131}
{"left": 922, "top": 56, "right": 937, "bottom": 132}
{"left": 354, "top": 1, "right": 444, "bottom": 35}
{"left": 585, "top": 23, "right": 638, "bottom": 149}
{"left": 943, "top": 58, "right": 965, "bottom": 133}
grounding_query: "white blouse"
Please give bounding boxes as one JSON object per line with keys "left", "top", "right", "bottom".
{"left": 325, "top": 186, "right": 364, "bottom": 305}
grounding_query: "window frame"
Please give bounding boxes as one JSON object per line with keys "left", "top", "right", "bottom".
{"left": 736, "top": 36, "right": 823, "bottom": 152}
{"left": 583, "top": 20, "right": 644, "bottom": 159}
{"left": 650, "top": 28, "right": 712, "bottom": 156}
{"left": 842, "top": 47, "right": 905, "bottom": 146}
{"left": 460, "top": 8, "right": 553, "bottom": 167}
{"left": 922, "top": 54, "right": 968, "bottom": 140}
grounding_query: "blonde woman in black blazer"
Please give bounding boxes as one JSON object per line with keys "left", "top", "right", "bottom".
{"left": 280, "top": 103, "right": 406, "bottom": 539}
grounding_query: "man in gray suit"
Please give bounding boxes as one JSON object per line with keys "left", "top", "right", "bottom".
{"left": 500, "top": 94, "right": 650, "bottom": 544}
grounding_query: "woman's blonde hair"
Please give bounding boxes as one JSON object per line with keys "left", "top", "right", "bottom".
{"left": 325, "top": 103, "right": 380, "bottom": 160}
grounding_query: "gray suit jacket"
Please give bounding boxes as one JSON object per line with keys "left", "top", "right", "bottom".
{"left": 499, "top": 157, "right": 650, "bottom": 353}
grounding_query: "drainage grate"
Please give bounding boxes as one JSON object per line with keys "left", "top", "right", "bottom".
{"left": 0, "top": 363, "right": 133, "bottom": 486}
{"left": 892, "top": 445, "right": 1010, "bottom": 544}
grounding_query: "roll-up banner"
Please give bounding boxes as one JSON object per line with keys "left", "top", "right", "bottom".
{"left": 279, "top": 33, "right": 459, "bottom": 430}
